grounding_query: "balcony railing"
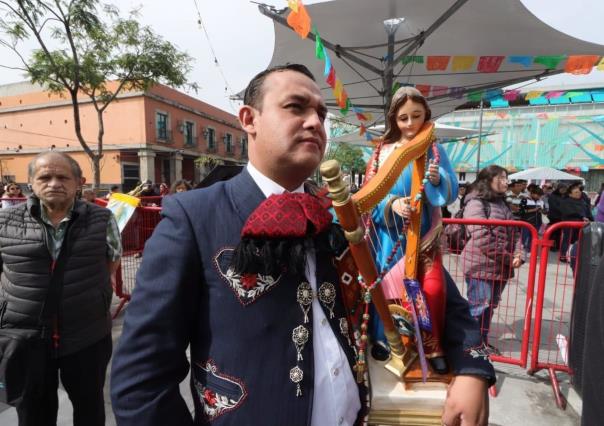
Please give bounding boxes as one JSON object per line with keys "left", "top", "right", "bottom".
{"left": 157, "top": 129, "right": 173, "bottom": 143}
{"left": 184, "top": 136, "right": 198, "bottom": 147}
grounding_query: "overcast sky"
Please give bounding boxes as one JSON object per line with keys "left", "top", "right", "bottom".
{"left": 1, "top": 0, "right": 603, "bottom": 113}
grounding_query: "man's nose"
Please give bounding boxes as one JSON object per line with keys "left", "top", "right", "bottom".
{"left": 305, "top": 111, "right": 323, "bottom": 130}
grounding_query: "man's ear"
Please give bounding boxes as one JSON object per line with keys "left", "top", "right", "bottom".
{"left": 79, "top": 177, "right": 86, "bottom": 188}
{"left": 238, "top": 105, "right": 257, "bottom": 135}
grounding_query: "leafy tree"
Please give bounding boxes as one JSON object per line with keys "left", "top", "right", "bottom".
{"left": 0, "top": 0, "right": 195, "bottom": 188}
{"left": 325, "top": 142, "right": 367, "bottom": 176}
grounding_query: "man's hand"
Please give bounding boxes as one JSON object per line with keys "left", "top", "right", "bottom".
{"left": 442, "top": 375, "right": 489, "bottom": 426}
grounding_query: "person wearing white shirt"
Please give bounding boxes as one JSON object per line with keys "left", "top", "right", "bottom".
{"left": 111, "top": 64, "right": 494, "bottom": 426}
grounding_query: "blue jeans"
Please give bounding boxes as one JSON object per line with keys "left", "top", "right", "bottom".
{"left": 521, "top": 227, "right": 532, "bottom": 252}
{"left": 466, "top": 277, "right": 507, "bottom": 343}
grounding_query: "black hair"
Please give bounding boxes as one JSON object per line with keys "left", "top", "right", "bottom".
{"left": 568, "top": 182, "right": 582, "bottom": 193}
{"left": 169, "top": 179, "right": 192, "bottom": 194}
{"left": 243, "top": 64, "right": 316, "bottom": 110}
{"left": 470, "top": 164, "right": 509, "bottom": 201}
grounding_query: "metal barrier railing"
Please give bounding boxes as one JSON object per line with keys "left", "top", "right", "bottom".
{"left": 529, "top": 221, "right": 585, "bottom": 409}
{"left": 442, "top": 218, "right": 539, "bottom": 373}
{"left": 112, "top": 205, "right": 162, "bottom": 318}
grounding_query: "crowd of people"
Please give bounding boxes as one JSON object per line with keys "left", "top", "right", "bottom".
{"left": 0, "top": 63, "right": 601, "bottom": 426}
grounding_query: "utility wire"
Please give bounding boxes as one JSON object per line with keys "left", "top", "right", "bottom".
{"left": 191, "top": 0, "right": 238, "bottom": 113}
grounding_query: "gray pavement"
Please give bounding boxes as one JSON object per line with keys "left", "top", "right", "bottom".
{"left": 0, "top": 250, "right": 581, "bottom": 425}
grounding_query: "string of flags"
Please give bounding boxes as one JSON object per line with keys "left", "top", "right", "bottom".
{"left": 287, "top": 0, "right": 376, "bottom": 141}
{"left": 285, "top": 1, "right": 604, "bottom": 140}
{"left": 400, "top": 55, "right": 603, "bottom": 75}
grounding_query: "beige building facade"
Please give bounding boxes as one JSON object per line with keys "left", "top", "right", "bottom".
{"left": 0, "top": 81, "right": 247, "bottom": 191}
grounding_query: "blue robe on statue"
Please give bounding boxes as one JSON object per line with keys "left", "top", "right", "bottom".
{"left": 368, "top": 142, "right": 459, "bottom": 346}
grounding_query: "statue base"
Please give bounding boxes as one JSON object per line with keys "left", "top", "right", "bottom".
{"left": 367, "top": 350, "right": 450, "bottom": 425}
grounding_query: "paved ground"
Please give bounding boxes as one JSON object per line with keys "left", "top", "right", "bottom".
{"left": 0, "top": 251, "right": 581, "bottom": 425}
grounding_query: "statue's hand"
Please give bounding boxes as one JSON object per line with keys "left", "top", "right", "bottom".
{"left": 392, "top": 197, "right": 411, "bottom": 219}
{"left": 442, "top": 375, "right": 489, "bottom": 426}
{"left": 427, "top": 160, "right": 441, "bottom": 186}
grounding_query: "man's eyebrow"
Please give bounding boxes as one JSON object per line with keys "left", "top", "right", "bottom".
{"left": 285, "top": 94, "right": 310, "bottom": 103}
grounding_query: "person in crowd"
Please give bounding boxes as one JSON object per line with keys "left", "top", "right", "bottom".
{"left": 595, "top": 191, "right": 604, "bottom": 223}
{"left": 139, "top": 181, "right": 157, "bottom": 197}
{"left": 169, "top": 179, "right": 192, "bottom": 195}
{"left": 541, "top": 183, "right": 553, "bottom": 214}
{"left": 0, "top": 152, "right": 121, "bottom": 426}
{"left": 159, "top": 182, "right": 170, "bottom": 196}
{"left": 520, "top": 186, "right": 544, "bottom": 251}
{"left": 81, "top": 187, "right": 97, "bottom": 203}
{"left": 110, "top": 64, "right": 494, "bottom": 426}
{"left": 127, "top": 180, "right": 156, "bottom": 197}
{"left": 579, "top": 184, "right": 592, "bottom": 210}
{"left": 546, "top": 183, "right": 568, "bottom": 251}
{"left": 505, "top": 179, "right": 528, "bottom": 219}
{"left": 363, "top": 86, "right": 459, "bottom": 374}
{"left": 1, "top": 182, "right": 25, "bottom": 208}
{"left": 105, "top": 184, "right": 120, "bottom": 199}
{"left": 559, "top": 182, "right": 593, "bottom": 262}
{"left": 448, "top": 182, "right": 468, "bottom": 216}
{"left": 593, "top": 182, "right": 604, "bottom": 207}
{"left": 462, "top": 165, "right": 524, "bottom": 351}
{"left": 518, "top": 179, "right": 529, "bottom": 195}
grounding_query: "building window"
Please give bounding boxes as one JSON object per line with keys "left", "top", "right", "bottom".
{"left": 156, "top": 111, "right": 170, "bottom": 141}
{"left": 207, "top": 128, "right": 216, "bottom": 150}
{"left": 184, "top": 121, "right": 196, "bottom": 146}
{"left": 122, "top": 164, "right": 140, "bottom": 193}
{"left": 241, "top": 137, "right": 247, "bottom": 157}
{"left": 225, "top": 133, "right": 233, "bottom": 154}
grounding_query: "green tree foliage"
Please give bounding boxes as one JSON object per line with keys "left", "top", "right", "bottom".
{"left": 0, "top": 1, "right": 195, "bottom": 187}
{"left": 325, "top": 142, "right": 367, "bottom": 175}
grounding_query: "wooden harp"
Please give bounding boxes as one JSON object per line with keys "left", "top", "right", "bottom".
{"left": 320, "top": 121, "right": 435, "bottom": 379}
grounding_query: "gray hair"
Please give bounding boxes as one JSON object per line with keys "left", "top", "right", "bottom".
{"left": 28, "top": 152, "right": 83, "bottom": 181}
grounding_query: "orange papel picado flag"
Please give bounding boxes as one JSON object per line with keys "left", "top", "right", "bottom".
{"left": 564, "top": 55, "right": 600, "bottom": 75}
{"left": 287, "top": 0, "right": 311, "bottom": 39}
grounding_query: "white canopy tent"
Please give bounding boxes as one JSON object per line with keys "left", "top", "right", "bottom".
{"left": 508, "top": 167, "right": 585, "bottom": 182}
{"left": 258, "top": 0, "right": 604, "bottom": 122}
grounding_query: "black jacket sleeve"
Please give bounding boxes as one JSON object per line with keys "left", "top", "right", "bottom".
{"left": 443, "top": 269, "right": 497, "bottom": 385}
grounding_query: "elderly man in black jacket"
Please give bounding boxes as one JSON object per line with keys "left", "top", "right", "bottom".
{"left": 0, "top": 152, "right": 121, "bottom": 426}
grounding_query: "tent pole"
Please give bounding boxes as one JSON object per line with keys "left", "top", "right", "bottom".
{"left": 476, "top": 99, "right": 484, "bottom": 174}
{"left": 384, "top": 31, "right": 395, "bottom": 119}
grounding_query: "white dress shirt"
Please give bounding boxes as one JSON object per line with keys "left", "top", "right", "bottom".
{"left": 247, "top": 163, "right": 361, "bottom": 426}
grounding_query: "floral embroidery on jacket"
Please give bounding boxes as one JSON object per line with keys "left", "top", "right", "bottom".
{"left": 193, "top": 359, "right": 248, "bottom": 422}
{"left": 213, "top": 248, "right": 282, "bottom": 306}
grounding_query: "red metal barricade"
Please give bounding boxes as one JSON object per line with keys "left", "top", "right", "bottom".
{"left": 442, "top": 218, "right": 539, "bottom": 383}
{"left": 529, "top": 221, "right": 585, "bottom": 409}
{"left": 112, "top": 205, "right": 162, "bottom": 318}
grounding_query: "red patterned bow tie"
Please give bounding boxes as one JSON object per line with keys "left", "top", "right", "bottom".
{"left": 242, "top": 193, "right": 333, "bottom": 239}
